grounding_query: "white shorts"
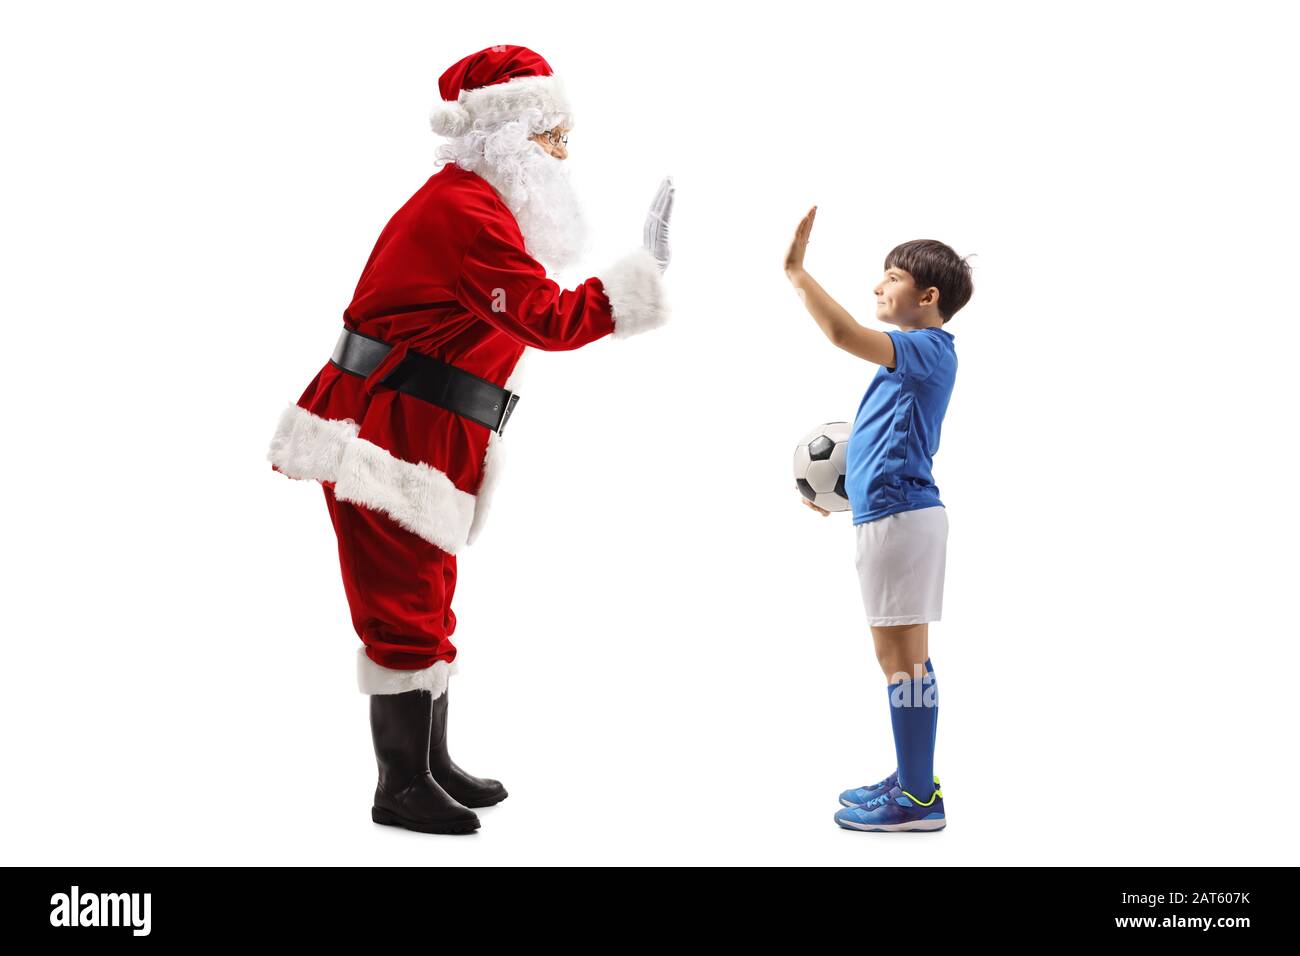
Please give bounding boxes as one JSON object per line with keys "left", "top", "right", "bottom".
{"left": 854, "top": 505, "right": 949, "bottom": 626}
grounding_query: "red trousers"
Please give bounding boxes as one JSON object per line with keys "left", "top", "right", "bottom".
{"left": 322, "top": 482, "right": 458, "bottom": 671}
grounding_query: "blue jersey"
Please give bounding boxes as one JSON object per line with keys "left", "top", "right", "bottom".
{"left": 845, "top": 327, "right": 957, "bottom": 524}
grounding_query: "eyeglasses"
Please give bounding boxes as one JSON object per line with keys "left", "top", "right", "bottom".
{"left": 538, "top": 129, "right": 569, "bottom": 148}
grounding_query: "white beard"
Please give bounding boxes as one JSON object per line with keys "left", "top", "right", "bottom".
{"left": 435, "top": 116, "right": 590, "bottom": 274}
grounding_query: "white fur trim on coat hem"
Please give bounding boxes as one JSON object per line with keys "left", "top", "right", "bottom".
{"left": 356, "top": 649, "right": 458, "bottom": 697}
{"left": 333, "top": 436, "right": 475, "bottom": 556}
{"left": 267, "top": 403, "right": 475, "bottom": 555}
{"left": 466, "top": 428, "right": 506, "bottom": 546}
{"left": 432, "top": 74, "right": 573, "bottom": 138}
{"left": 599, "top": 248, "right": 670, "bottom": 339}
{"left": 465, "top": 354, "right": 526, "bottom": 546}
{"left": 267, "top": 402, "right": 359, "bottom": 482}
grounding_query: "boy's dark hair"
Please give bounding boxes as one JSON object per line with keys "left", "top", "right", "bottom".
{"left": 884, "top": 240, "right": 974, "bottom": 322}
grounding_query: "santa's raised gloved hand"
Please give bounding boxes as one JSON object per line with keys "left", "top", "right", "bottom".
{"left": 642, "top": 176, "right": 674, "bottom": 272}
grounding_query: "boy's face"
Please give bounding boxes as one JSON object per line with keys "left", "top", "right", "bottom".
{"left": 873, "top": 267, "right": 933, "bottom": 326}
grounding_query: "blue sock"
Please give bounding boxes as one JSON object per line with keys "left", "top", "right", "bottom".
{"left": 888, "top": 672, "right": 938, "bottom": 802}
{"left": 888, "top": 659, "right": 935, "bottom": 778}
{"left": 914, "top": 659, "right": 937, "bottom": 756}
{"left": 925, "top": 659, "right": 938, "bottom": 761}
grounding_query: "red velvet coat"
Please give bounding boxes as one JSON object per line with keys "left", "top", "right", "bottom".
{"left": 267, "top": 163, "right": 668, "bottom": 554}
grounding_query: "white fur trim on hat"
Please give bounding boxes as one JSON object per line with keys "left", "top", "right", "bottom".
{"left": 356, "top": 648, "right": 459, "bottom": 697}
{"left": 267, "top": 403, "right": 475, "bottom": 555}
{"left": 599, "top": 247, "right": 670, "bottom": 339}
{"left": 431, "top": 74, "right": 573, "bottom": 137}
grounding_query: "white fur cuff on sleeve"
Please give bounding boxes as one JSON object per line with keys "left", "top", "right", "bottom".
{"left": 599, "top": 247, "right": 670, "bottom": 339}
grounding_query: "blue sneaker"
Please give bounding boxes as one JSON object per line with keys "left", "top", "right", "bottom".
{"left": 839, "top": 773, "right": 940, "bottom": 808}
{"left": 834, "top": 783, "right": 946, "bottom": 832}
{"left": 838, "top": 771, "right": 898, "bottom": 808}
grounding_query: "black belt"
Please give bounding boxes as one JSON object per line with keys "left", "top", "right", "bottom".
{"left": 329, "top": 327, "right": 520, "bottom": 435}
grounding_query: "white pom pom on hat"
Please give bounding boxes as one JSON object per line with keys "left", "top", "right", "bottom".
{"left": 429, "top": 101, "right": 472, "bottom": 137}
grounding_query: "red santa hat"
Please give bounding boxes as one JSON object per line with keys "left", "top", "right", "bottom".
{"left": 430, "top": 45, "right": 573, "bottom": 138}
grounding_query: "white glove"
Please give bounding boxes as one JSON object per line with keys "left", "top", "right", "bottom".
{"left": 642, "top": 176, "right": 674, "bottom": 272}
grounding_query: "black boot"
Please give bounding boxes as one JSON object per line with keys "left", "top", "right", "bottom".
{"left": 369, "top": 690, "right": 480, "bottom": 834}
{"left": 428, "top": 688, "right": 508, "bottom": 808}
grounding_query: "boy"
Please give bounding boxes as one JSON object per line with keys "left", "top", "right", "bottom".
{"left": 784, "top": 206, "right": 972, "bottom": 832}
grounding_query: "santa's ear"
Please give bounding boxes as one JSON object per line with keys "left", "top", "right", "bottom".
{"left": 430, "top": 101, "right": 471, "bottom": 137}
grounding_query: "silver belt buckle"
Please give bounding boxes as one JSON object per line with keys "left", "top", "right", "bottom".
{"left": 497, "top": 391, "right": 520, "bottom": 435}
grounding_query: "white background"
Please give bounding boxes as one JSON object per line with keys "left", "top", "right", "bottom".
{"left": 2, "top": 0, "right": 1297, "bottom": 866}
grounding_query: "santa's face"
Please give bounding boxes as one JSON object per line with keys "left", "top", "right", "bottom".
{"left": 529, "top": 126, "right": 570, "bottom": 160}
{"left": 497, "top": 135, "right": 589, "bottom": 273}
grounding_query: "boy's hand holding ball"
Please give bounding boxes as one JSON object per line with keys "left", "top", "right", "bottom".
{"left": 802, "top": 498, "right": 830, "bottom": 517}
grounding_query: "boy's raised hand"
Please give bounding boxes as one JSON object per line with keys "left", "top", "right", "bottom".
{"left": 784, "top": 205, "right": 818, "bottom": 277}
{"left": 801, "top": 497, "right": 830, "bottom": 517}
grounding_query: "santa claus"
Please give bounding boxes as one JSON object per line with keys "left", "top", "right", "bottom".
{"left": 266, "top": 45, "right": 672, "bottom": 834}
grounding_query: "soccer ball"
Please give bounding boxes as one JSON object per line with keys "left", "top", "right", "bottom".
{"left": 793, "top": 422, "right": 851, "bottom": 512}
